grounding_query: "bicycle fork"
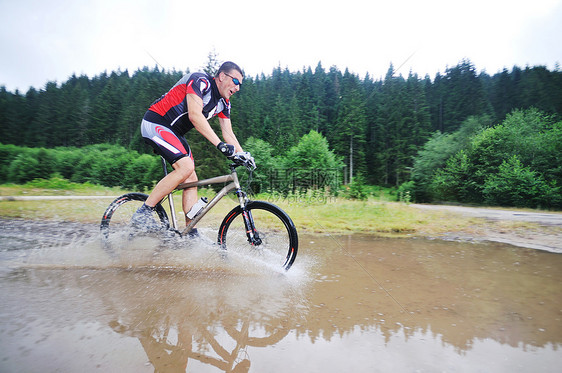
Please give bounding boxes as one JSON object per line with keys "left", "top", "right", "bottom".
{"left": 240, "top": 208, "right": 262, "bottom": 246}
{"left": 232, "top": 174, "right": 262, "bottom": 247}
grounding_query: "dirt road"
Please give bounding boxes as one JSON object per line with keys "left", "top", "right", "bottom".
{"left": 411, "top": 204, "right": 562, "bottom": 253}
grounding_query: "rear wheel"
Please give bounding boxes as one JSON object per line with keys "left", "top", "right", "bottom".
{"left": 100, "top": 193, "right": 170, "bottom": 255}
{"left": 218, "top": 201, "right": 298, "bottom": 270}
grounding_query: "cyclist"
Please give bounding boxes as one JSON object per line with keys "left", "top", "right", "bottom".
{"left": 132, "top": 61, "right": 250, "bottom": 237}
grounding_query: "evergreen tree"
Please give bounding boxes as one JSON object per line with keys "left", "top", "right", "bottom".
{"left": 27, "top": 81, "right": 60, "bottom": 147}
{"left": 439, "top": 59, "right": 492, "bottom": 132}
{"left": 332, "top": 70, "right": 367, "bottom": 182}
{"left": 202, "top": 49, "right": 221, "bottom": 76}
{"left": 90, "top": 71, "right": 126, "bottom": 144}
{"left": 0, "top": 87, "right": 23, "bottom": 145}
{"left": 370, "top": 65, "right": 431, "bottom": 185}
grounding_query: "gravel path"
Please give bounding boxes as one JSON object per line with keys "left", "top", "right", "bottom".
{"left": 411, "top": 204, "right": 562, "bottom": 253}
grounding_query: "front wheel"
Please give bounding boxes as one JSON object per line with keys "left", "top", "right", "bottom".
{"left": 100, "top": 193, "right": 170, "bottom": 255}
{"left": 218, "top": 201, "right": 298, "bottom": 270}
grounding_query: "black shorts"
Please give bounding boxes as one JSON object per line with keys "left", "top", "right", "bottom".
{"left": 141, "top": 119, "right": 193, "bottom": 165}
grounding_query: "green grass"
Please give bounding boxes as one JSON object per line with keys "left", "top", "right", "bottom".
{"left": 278, "top": 197, "right": 472, "bottom": 237}
{"left": 0, "top": 176, "right": 127, "bottom": 196}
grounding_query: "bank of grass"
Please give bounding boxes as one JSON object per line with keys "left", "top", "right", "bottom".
{"left": 0, "top": 177, "right": 127, "bottom": 196}
{"left": 0, "top": 179, "right": 480, "bottom": 238}
{"left": 279, "top": 198, "right": 476, "bottom": 237}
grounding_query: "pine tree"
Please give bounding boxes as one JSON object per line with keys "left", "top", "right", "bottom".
{"left": 202, "top": 49, "right": 222, "bottom": 76}
{"left": 333, "top": 70, "right": 367, "bottom": 182}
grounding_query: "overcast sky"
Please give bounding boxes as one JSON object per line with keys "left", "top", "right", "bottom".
{"left": 1, "top": 0, "right": 561, "bottom": 92}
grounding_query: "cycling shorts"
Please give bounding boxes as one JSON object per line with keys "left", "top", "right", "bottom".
{"left": 141, "top": 119, "right": 193, "bottom": 165}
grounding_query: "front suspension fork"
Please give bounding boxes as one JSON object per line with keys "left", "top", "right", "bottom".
{"left": 241, "top": 207, "right": 262, "bottom": 246}
{"left": 235, "top": 189, "right": 261, "bottom": 245}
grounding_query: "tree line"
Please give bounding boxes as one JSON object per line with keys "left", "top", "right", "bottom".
{"left": 1, "top": 59, "right": 561, "bottom": 208}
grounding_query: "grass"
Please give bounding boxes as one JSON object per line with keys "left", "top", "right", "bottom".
{"left": 280, "top": 198, "right": 475, "bottom": 237}
{"left": 0, "top": 177, "right": 126, "bottom": 196}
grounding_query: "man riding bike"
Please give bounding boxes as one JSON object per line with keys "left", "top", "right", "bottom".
{"left": 132, "top": 61, "right": 252, "bottom": 237}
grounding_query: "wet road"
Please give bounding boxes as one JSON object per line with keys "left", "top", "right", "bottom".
{"left": 1, "top": 219, "right": 561, "bottom": 372}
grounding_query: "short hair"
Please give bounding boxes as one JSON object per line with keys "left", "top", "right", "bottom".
{"left": 216, "top": 61, "right": 243, "bottom": 78}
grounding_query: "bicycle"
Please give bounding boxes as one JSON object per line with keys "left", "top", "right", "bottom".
{"left": 100, "top": 154, "right": 298, "bottom": 270}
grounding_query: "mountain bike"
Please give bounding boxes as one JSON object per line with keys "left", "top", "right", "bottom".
{"left": 100, "top": 154, "right": 298, "bottom": 270}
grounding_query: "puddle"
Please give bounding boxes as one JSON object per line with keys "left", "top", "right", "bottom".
{"left": 0, "top": 219, "right": 560, "bottom": 372}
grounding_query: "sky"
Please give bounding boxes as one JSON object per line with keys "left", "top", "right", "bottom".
{"left": 1, "top": 0, "right": 561, "bottom": 92}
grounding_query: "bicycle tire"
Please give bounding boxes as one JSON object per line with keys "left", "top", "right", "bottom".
{"left": 218, "top": 201, "right": 298, "bottom": 270}
{"left": 100, "top": 193, "right": 170, "bottom": 254}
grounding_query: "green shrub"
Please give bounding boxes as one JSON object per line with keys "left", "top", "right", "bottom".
{"left": 431, "top": 150, "right": 480, "bottom": 203}
{"left": 24, "top": 174, "right": 80, "bottom": 190}
{"left": 92, "top": 153, "right": 133, "bottom": 187}
{"left": 483, "top": 155, "right": 560, "bottom": 208}
{"left": 54, "top": 148, "right": 83, "bottom": 179}
{"left": 69, "top": 151, "right": 98, "bottom": 184}
{"left": 345, "top": 176, "right": 368, "bottom": 200}
{"left": 0, "top": 143, "right": 22, "bottom": 183}
{"left": 7, "top": 155, "right": 41, "bottom": 183}
{"left": 124, "top": 154, "right": 160, "bottom": 191}
{"left": 397, "top": 181, "right": 414, "bottom": 203}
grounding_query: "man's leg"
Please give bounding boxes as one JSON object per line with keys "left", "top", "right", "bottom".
{"left": 180, "top": 169, "right": 200, "bottom": 238}
{"left": 182, "top": 170, "right": 198, "bottom": 226}
{"left": 145, "top": 156, "right": 195, "bottom": 207}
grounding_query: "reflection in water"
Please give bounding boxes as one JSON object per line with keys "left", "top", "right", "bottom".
{"left": 0, "top": 219, "right": 561, "bottom": 372}
{"left": 99, "top": 269, "right": 303, "bottom": 373}
{"left": 1, "top": 267, "right": 307, "bottom": 372}
{"left": 307, "top": 234, "right": 562, "bottom": 349}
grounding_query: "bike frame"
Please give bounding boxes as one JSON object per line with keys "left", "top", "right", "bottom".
{"left": 159, "top": 157, "right": 249, "bottom": 236}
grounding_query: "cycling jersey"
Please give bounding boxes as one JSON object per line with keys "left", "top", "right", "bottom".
{"left": 144, "top": 72, "right": 231, "bottom": 136}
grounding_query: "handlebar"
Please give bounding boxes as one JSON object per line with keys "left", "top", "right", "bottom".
{"left": 229, "top": 152, "right": 256, "bottom": 171}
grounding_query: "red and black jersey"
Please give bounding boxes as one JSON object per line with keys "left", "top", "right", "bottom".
{"left": 144, "top": 72, "right": 230, "bottom": 136}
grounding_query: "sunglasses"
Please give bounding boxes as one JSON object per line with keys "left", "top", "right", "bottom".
{"left": 224, "top": 73, "right": 242, "bottom": 87}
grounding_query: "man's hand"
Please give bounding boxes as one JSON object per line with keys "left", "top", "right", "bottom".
{"left": 234, "top": 151, "right": 256, "bottom": 170}
{"left": 217, "top": 142, "right": 235, "bottom": 158}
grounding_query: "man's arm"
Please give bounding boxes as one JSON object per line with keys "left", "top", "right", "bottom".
{"left": 218, "top": 116, "right": 243, "bottom": 153}
{"left": 186, "top": 93, "right": 222, "bottom": 146}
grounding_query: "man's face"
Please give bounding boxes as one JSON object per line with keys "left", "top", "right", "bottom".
{"left": 217, "top": 70, "right": 243, "bottom": 100}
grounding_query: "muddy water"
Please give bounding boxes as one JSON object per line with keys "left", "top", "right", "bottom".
{"left": 0, "top": 219, "right": 561, "bottom": 372}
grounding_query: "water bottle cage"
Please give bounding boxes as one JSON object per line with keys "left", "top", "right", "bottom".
{"left": 186, "top": 198, "right": 208, "bottom": 219}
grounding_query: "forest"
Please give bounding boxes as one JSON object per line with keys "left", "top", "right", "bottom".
{"left": 1, "top": 59, "right": 561, "bottom": 209}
